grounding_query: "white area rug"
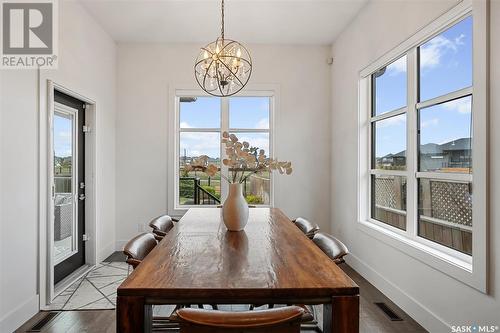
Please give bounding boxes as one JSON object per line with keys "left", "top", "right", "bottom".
{"left": 48, "top": 261, "right": 130, "bottom": 310}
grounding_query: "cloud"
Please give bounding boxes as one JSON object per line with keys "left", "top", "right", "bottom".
{"left": 179, "top": 132, "right": 271, "bottom": 158}
{"left": 387, "top": 56, "right": 407, "bottom": 75}
{"left": 383, "top": 32, "right": 466, "bottom": 76}
{"left": 377, "top": 115, "right": 405, "bottom": 128}
{"left": 420, "top": 34, "right": 465, "bottom": 70}
{"left": 421, "top": 117, "right": 439, "bottom": 128}
{"left": 442, "top": 97, "right": 471, "bottom": 114}
{"left": 255, "top": 118, "right": 269, "bottom": 129}
{"left": 180, "top": 132, "right": 220, "bottom": 157}
{"left": 54, "top": 131, "right": 72, "bottom": 157}
{"left": 180, "top": 121, "right": 192, "bottom": 128}
{"left": 236, "top": 134, "right": 269, "bottom": 154}
{"left": 54, "top": 144, "right": 72, "bottom": 157}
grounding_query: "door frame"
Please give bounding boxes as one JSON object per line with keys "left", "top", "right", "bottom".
{"left": 39, "top": 80, "right": 97, "bottom": 308}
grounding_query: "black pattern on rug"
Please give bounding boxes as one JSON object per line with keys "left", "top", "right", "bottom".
{"left": 48, "top": 261, "right": 130, "bottom": 310}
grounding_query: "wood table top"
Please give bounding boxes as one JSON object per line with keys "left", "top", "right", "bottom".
{"left": 118, "top": 208, "right": 358, "bottom": 302}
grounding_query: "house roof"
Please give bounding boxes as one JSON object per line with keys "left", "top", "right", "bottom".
{"left": 439, "top": 138, "right": 471, "bottom": 151}
{"left": 379, "top": 137, "right": 470, "bottom": 160}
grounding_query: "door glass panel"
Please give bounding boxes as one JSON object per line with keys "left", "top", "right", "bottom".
{"left": 53, "top": 111, "right": 76, "bottom": 264}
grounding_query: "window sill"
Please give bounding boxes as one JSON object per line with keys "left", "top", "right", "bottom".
{"left": 357, "top": 219, "right": 485, "bottom": 292}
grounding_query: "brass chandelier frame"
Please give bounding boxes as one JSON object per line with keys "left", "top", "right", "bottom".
{"left": 194, "top": 0, "right": 252, "bottom": 97}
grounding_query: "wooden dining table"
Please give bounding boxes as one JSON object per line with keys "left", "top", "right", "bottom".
{"left": 117, "top": 208, "right": 359, "bottom": 333}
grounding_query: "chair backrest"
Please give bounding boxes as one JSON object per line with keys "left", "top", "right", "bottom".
{"left": 312, "top": 232, "right": 349, "bottom": 264}
{"left": 175, "top": 306, "right": 305, "bottom": 333}
{"left": 149, "top": 215, "right": 175, "bottom": 239}
{"left": 292, "top": 217, "right": 320, "bottom": 238}
{"left": 123, "top": 233, "right": 157, "bottom": 269}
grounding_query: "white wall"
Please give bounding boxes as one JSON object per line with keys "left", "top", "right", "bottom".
{"left": 330, "top": 0, "right": 499, "bottom": 332}
{"left": 0, "top": 69, "right": 39, "bottom": 333}
{"left": 0, "top": 1, "right": 117, "bottom": 331}
{"left": 115, "top": 44, "right": 332, "bottom": 247}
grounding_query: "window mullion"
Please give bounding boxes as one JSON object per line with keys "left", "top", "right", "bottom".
{"left": 406, "top": 48, "right": 418, "bottom": 239}
{"left": 367, "top": 77, "right": 373, "bottom": 221}
{"left": 221, "top": 98, "right": 230, "bottom": 202}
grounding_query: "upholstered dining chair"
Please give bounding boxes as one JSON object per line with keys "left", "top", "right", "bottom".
{"left": 149, "top": 215, "right": 176, "bottom": 241}
{"left": 173, "top": 306, "right": 306, "bottom": 333}
{"left": 312, "top": 232, "right": 349, "bottom": 265}
{"left": 123, "top": 232, "right": 183, "bottom": 331}
{"left": 123, "top": 232, "right": 157, "bottom": 269}
{"left": 292, "top": 217, "right": 320, "bottom": 239}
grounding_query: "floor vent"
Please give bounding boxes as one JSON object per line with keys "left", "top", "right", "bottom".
{"left": 374, "top": 302, "right": 403, "bottom": 321}
{"left": 27, "top": 311, "right": 60, "bottom": 332}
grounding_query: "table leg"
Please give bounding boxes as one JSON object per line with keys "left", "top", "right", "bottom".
{"left": 117, "top": 295, "right": 149, "bottom": 333}
{"left": 323, "top": 295, "right": 359, "bottom": 333}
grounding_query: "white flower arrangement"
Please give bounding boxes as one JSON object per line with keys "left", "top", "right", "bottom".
{"left": 184, "top": 131, "right": 293, "bottom": 183}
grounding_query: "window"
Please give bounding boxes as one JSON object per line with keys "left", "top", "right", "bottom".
{"left": 368, "top": 16, "right": 473, "bottom": 253}
{"left": 176, "top": 94, "right": 273, "bottom": 208}
{"left": 370, "top": 55, "right": 408, "bottom": 230}
{"left": 416, "top": 16, "right": 473, "bottom": 255}
{"left": 358, "top": 1, "right": 487, "bottom": 291}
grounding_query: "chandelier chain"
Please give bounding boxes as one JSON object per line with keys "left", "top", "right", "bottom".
{"left": 221, "top": 0, "right": 225, "bottom": 40}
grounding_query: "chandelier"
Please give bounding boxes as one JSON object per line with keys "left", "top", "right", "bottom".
{"left": 194, "top": 0, "right": 252, "bottom": 97}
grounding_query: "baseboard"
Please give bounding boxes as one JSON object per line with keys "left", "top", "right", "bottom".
{"left": 98, "top": 242, "right": 116, "bottom": 262}
{"left": 346, "top": 253, "right": 450, "bottom": 333}
{"left": 0, "top": 294, "right": 39, "bottom": 333}
{"left": 115, "top": 239, "right": 127, "bottom": 252}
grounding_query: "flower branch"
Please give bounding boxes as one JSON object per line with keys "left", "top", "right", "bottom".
{"left": 185, "top": 131, "right": 293, "bottom": 184}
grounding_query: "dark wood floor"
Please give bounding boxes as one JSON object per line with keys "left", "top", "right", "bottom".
{"left": 16, "top": 263, "right": 427, "bottom": 333}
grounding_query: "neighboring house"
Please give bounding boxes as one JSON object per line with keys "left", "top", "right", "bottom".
{"left": 438, "top": 138, "right": 472, "bottom": 170}
{"left": 377, "top": 137, "right": 471, "bottom": 172}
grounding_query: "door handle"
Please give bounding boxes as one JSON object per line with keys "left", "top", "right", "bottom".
{"left": 79, "top": 194, "right": 86, "bottom": 201}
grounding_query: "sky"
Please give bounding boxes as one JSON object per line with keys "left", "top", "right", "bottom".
{"left": 54, "top": 113, "right": 73, "bottom": 158}
{"left": 179, "top": 96, "right": 270, "bottom": 158}
{"left": 374, "top": 16, "right": 473, "bottom": 161}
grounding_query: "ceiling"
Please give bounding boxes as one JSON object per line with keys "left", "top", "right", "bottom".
{"left": 79, "top": 0, "right": 368, "bottom": 45}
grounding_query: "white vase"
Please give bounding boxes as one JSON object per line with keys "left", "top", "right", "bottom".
{"left": 222, "top": 183, "right": 249, "bottom": 231}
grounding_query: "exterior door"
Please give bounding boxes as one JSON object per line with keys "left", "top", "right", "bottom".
{"left": 53, "top": 91, "right": 86, "bottom": 284}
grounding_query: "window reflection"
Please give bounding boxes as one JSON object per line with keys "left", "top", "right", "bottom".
{"left": 419, "top": 96, "right": 472, "bottom": 173}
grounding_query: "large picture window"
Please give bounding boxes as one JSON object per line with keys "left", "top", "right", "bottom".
{"left": 358, "top": 1, "right": 487, "bottom": 291}
{"left": 176, "top": 94, "right": 273, "bottom": 208}
{"left": 365, "top": 14, "right": 476, "bottom": 256}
